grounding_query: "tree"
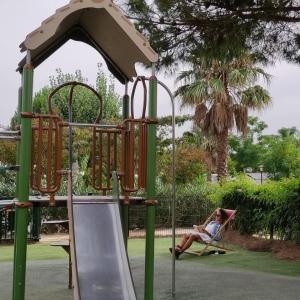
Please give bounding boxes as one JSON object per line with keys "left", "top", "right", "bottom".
{"left": 260, "top": 128, "right": 300, "bottom": 179}
{"left": 174, "top": 144, "right": 208, "bottom": 184}
{"left": 33, "top": 65, "right": 121, "bottom": 123}
{"left": 229, "top": 116, "right": 268, "bottom": 172}
{"left": 176, "top": 53, "right": 271, "bottom": 179}
{"left": 119, "top": 0, "right": 300, "bottom": 67}
{"left": 155, "top": 115, "right": 212, "bottom": 183}
{"left": 0, "top": 141, "right": 16, "bottom": 165}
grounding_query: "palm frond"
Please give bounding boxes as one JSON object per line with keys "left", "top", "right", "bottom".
{"left": 209, "top": 103, "right": 234, "bottom": 134}
{"left": 175, "top": 69, "right": 195, "bottom": 84}
{"left": 176, "top": 79, "right": 210, "bottom": 108}
{"left": 241, "top": 85, "right": 272, "bottom": 111}
{"left": 208, "top": 78, "right": 225, "bottom": 94}
{"left": 233, "top": 104, "right": 248, "bottom": 136}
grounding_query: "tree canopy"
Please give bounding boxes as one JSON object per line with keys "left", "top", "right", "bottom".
{"left": 32, "top": 66, "right": 121, "bottom": 124}
{"left": 176, "top": 52, "right": 271, "bottom": 178}
{"left": 119, "top": 0, "right": 300, "bottom": 67}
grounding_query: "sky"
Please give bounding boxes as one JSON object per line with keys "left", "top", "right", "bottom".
{"left": 1, "top": 0, "right": 300, "bottom": 136}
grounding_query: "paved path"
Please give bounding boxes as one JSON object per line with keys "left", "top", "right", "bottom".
{"left": 1, "top": 257, "right": 300, "bottom": 299}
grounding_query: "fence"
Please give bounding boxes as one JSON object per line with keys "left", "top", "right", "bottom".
{"left": 128, "top": 195, "right": 214, "bottom": 238}
{"left": 0, "top": 194, "right": 214, "bottom": 241}
{"left": 0, "top": 206, "right": 41, "bottom": 243}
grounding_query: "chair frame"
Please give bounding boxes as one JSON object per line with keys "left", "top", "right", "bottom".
{"left": 185, "top": 208, "right": 237, "bottom": 257}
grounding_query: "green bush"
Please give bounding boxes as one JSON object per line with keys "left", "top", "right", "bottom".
{"left": 208, "top": 175, "right": 300, "bottom": 241}
{"left": 129, "top": 181, "right": 215, "bottom": 229}
{"left": 0, "top": 170, "right": 16, "bottom": 199}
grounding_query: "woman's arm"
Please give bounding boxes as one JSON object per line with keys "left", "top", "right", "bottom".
{"left": 199, "top": 227, "right": 212, "bottom": 237}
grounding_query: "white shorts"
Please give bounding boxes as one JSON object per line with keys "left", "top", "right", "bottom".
{"left": 191, "top": 230, "right": 211, "bottom": 243}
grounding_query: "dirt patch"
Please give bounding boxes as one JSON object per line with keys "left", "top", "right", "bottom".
{"left": 224, "top": 230, "right": 300, "bottom": 261}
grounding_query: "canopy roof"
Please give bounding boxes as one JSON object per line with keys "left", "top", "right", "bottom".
{"left": 17, "top": 0, "right": 158, "bottom": 83}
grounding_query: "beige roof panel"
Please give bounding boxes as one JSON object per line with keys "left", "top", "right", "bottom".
{"left": 18, "top": 0, "right": 158, "bottom": 83}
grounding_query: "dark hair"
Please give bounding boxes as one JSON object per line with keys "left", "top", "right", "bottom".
{"left": 219, "top": 208, "right": 229, "bottom": 230}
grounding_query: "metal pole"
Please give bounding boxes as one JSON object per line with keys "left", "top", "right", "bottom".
{"left": 144, "top": 65, "right": 157, "bottom": 300}
{"left": 156, "top": 80, "right": 176, "bottom": 296}
{"left": 13, "top": 51, "right": 33, "bottom": 300}
{"left": 121, "top": 83, "right": 129, "bottom": 248}
{"left": 67, "top": 122, "right": 119, "bottom": 129}
{"left": 12, "top": 86, "right": 22, "bottom": 287}
{"left": 142, "top": 77, "right": 177, "bottom": 296}
{"left": 67, "top": 171, "right": 80, "bottom": 300}
{"left": 68, "top": 86, "right": 74, "bottom": 173}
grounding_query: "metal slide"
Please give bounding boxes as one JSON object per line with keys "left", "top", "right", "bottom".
{"left": 70, "top": 198, "right": 136, "bottom": 300}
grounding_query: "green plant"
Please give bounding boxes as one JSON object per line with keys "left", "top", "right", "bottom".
{"left": 208, "top": 175, "right": 300, "bottom": 241}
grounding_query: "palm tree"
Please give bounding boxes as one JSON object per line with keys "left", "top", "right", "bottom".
{"left": 176, "top": 53, "right": 272, "bottom": 180}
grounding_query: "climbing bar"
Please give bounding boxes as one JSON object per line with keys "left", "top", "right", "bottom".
{"left": 119, "top": 76, "right": 158, "bottom": 193}
{"left": 120, "top": 118, "right": 156, "bottom": 193}
{"left": 65, "top": 122, "right": 118, "bottom": 129}
{"left": 92, "top": 128, "right": 121, "bottom": 194}
{"left": 130, "top": 76, "right": 147, "bottom": 119}
{"left": 138, "top": 122, "right": 147, "bottom": 189}
{"left": 49, "top": 82, "right": 103, "bottom": 191}
{"left": 48, "top": 81, "right": 103, "bottom": 120}
{"left": 30, "top": 113, "right": 64, "bottom": 204}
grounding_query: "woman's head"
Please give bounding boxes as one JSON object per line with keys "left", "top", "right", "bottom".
{"left": 215, "top": 208, "right": 228, "bottom": 225}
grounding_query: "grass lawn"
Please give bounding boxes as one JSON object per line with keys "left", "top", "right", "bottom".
{"left": 1, "top": 237, "right": 300, "bottom": 277}
{"left": 0, "top": 242, "right": 68, "bottom": 262}
{"left": 129, "top": 238, "right": 300, "bottom": 277}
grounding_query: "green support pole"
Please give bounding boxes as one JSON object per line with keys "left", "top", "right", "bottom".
{"left": 121, "top": 91, "right": 129, "bottom": 248}
{"left": 12, "top": 56, "right": 33, "bottom": 300}
{"left": 13, "top": 87, "right": 22, "bottom": 242}
{"left": 15, "top": 87, "right": 22, "bottom": 199}
{"left": 144, "top": 70, "right": 157, "bottom": 300}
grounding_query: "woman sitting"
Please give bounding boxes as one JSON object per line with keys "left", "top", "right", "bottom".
{"left": 172, "top": 208, "right": 228, "bottom": 258}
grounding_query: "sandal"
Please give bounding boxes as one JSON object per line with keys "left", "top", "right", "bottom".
{"left": 175, "top": 249, "right": 182, "bottom": 259}
{"left": 175, "top": 245, "right": 182, "bottom": 251}
{"left": 169, "top": 247, "right": 182, "bottom": 259}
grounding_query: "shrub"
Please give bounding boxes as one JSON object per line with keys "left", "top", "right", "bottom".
{"left": 129, "top": 181, "right": 215, "bottom": 229}
{"left": 208, "top": 175, "right": 300, "bottom": 241}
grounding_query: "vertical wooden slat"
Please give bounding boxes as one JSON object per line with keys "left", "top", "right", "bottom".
{"left": 46, "top": 118, "right": 53, "bottom": 191}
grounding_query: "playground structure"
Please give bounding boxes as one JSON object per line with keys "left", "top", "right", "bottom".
{"left": 2, "top": 1, "right": 173, "bottom": 300}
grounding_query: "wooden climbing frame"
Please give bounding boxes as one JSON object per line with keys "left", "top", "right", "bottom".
{"left": 120, "top": 76, "right": 152, "bottom": 193}
{"left": 25, "top": 112, "right": 64, "bottom": 206}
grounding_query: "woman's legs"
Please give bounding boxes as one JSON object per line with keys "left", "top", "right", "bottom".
{"left": 177, "top": 233, "right": 191, "bottom": 250}
{"left": 177, "top": 233, "right": 200, "bottom": 252}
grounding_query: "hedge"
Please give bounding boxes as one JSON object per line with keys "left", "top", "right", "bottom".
{"left": 208, "top": 175, "right": 300, "bottom": 241}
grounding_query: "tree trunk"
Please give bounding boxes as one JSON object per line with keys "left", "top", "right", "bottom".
{"left": 204, "top": 154, "right": 213, "bottom": 181}
{"left": 216, "top": 71, "right": 230, "bottom": 182}
{"left": 216, "top": 130, "right": 229, "bottom": 181}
